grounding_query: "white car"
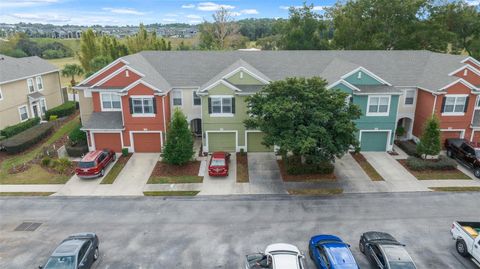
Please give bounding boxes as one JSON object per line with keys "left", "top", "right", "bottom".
{"left": 245, "top": 243, "right": 306, "bottom": 269}
{"left": 451, "top": 221, "right": 480, "bottom": 266}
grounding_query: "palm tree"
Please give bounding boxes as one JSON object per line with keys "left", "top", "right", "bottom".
{"left": 61, "top": 63, "right": 84, "bottom": 102}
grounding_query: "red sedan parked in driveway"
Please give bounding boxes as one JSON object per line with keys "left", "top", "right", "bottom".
{"left": 75, "top": 149, "right": 116, "bottom": 178}
{"left": 208, "top": 152, "right": 231, "bottom": 177}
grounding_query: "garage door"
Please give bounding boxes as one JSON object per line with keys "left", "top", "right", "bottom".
{"left": 208, "top": 132, "right": 236, "bottom": 152}
{"left": 246, "top": 132, "right": 272, "bottom": 152}
{"left": 94, "top": 133, "right": 122, "bottom": 152}
{"left": 360, "top": 131, "right": 389, "bottom": 152}
{"left": 133, "top": 132, "right": 162, "bottom": 152}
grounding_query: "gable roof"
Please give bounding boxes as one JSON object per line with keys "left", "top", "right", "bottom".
{"left": 0, "top": 55, "right": 58, "bottom": 85}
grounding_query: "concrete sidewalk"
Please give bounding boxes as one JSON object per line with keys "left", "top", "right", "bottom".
{"left": 0, "top": 184, "right": 64, "bottom": 193}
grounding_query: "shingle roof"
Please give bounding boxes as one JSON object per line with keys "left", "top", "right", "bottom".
{"left": 81, "top": 112, "right": 123, "bottom": 130}
{"left": 0, "top": 55, "right": 58, "bottom": 84}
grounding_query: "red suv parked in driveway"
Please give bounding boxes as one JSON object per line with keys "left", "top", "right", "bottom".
{"left": 75, "top": 149, "right": 116, "bottom": 178}
{"left": 208, "top": 152, "right": 231, "bottom": 177}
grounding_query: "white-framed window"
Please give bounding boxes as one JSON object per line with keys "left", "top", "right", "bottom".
{"left": 40, "top": 98, "right": 47, "bottom": 114}
{"left": 18, "top": 105, "right": 29, "bottom": 121}
{"left": 404, "top": 89, "right": 415, "bottom": 105}
{"left": 131, "top": 96, "right": 155, "bottom": 115}
{"left": 210, "top": 96, "right": 233, "bottom": 116}
{"left": 27, "top": 78, "right": 35, "bottom": 93}
{"left": 476, "top": 96, "right": 480, "bottom": 109}
{"left": 193, "top": 91, "right": 201, "bottom": 106}
{"left": 172, "top": 90, "right": 182, "bottom": 106}
{"left": 443, "top": 95, "right": 467, "bottom": 114}
{"left": 0, "top": 86, "right": 3, "bottom": 101}
{"left": 35, "top": 76, "right": 43, "bottom": 91}
{"left": 100, "top": 92, "right": 121, "bottom": 111}
{"left": 367, "top": 96, "right": 390, "bottom": 116}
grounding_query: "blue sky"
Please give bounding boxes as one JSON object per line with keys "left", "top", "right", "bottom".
{"left": 0, "top": 0, "right": 337, "bottom": 26}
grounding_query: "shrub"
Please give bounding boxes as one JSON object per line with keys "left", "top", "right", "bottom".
{"left": 285, "top": 156, "right": 334, "bottom": 175}
{"left": 41, "top": 156, "right": 52, "bottom": 167}
{"left": 45, "top": 101, "right": 76, "bottom": 119}
{"left": 49, "top": 115, "right": 58, "bottom": 121}
{"left": 68, "top": 124, "right": 87, "bottom": 145}
{"left": 51, "top": 158, "right": 73, "bottom": 174}
{"left": 65, "top": 144, "right": 89, "bottom": 157}
{"left": 396, "top": 126, "right": 405, "bottom": 137}
{"left": 122, "top": 148, "right": 129, "bottom": 157}
{"left": 2, "top": 122, "right": 54, "bottom": 154}
{"left": 0, "top": 117, "right": 40, "bottom": 138}
{"left": 405, "top": 156, "right": 457, "bottom": 171}
{"left": 395, "top": 140, "right": 418, "bottom": 157}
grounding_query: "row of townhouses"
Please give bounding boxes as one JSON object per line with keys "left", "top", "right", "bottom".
{"left": 0, "top": 55, "right": 63, "bottom": 130}
{"left": 73, "top": 51, "right": 480, "bottom": 153}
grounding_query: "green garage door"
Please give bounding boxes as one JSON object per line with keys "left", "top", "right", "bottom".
{"left": 361, "top": 131, "right": 389, "bottom": 151}
{"left": 247, "top": 132, "right": 272, "bottom": 152}
{"left": 208, "top": 132, "right": 236, "bottom": 152}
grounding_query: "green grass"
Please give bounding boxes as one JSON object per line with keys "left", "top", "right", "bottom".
{"left": 429, "top": 187, "right": 480, "bottom": 192}
{"left": 351, "top": 153, "right": 384, "bottom": 181}
{"left": 147, "top": 176, "right": 203, "bottom": 184}
{"left": 46, "top": 57, "right": 84, "bottom": 87}
{"left": 288, "top": 188, "right": 344, "bottom": 195}
{"left": 0, "top": 164, "right": 70, "bottom": 184}
{"left": 0, "top": 192, "right": 54, "bottom": 196}
{"left": 100, "top": 159, "right": 126, "bottom": 184}
{"left": 32, "top": 38, "right": 81, "bottom": 53}
{"left": 143, "top": 191, "right": 200, "bottom": 196}
{"left": 411, "top": 171, "right": 471, "bottom": 180}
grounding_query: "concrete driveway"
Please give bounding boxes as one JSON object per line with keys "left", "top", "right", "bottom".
{"left": 199, "top": 153, "right": 240, "bottom": 195}
{"left": 248, "top": 153, "right": 286, "bottom": 194}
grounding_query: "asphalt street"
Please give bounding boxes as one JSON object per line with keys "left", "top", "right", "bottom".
{"left": 0, "top": 192, "right": 479, "bottom": 269}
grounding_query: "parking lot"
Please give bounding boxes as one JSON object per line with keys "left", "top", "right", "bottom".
{"left": 0, "top": 192, "right": 478, "bottom": 268}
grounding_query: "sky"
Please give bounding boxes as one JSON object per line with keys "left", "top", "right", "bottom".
{"left": 0, "top": 0, "right": 338, "bottom": 26}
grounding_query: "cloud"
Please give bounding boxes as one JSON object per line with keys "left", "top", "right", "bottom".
{"left": 162, "top": 18, "right": 177, "bottom": 22}
{"left": 240, "top": 9, "right": 259, "bottom": 15}
{"left": 102, "top": 8, "right": 146, "bottom": 15}
{"left": 197, "top": 2, "right": 234, "bottom": 11}
{"left": 0, "top": 0, "right": 59, "bottom": 8}
{"left": 11, "top": 12, "right": 69, "bottom": 23}
{"left": 5, "top": 12, "right": 121, "bottom": 25}
{"left": 230, "top": 12, "right": 242, "bottom": 16}
{"left": 181, "top": 4, "right": 195, "bottom": 9}
{"left": 465, "top": 0, "right": 479, "bottom": 5}
{"left": 186, "top": 14, "right": 201, "bottom": 19}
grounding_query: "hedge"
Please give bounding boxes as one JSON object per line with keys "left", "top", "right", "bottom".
{"left": 0, "top": 117, "right": 40, "bottom": 138}
{"left": 68, "top": 124, "right": 87, "bottom": 145}
{"left": 2, "top": 122, "right": 54, "bottom": 154}
{"left": 405, "top": 156, "right": 457, "bottom": 171}
{"left": 65, "top": 143, "right": 89, "bottom": 157}
{"left": 285, "top": 157, "right": 334, "bottom": 175}
{"left": 395, "top": 140, "right": 418, "bottom": 157}
{"left": 45, "top": 101, "right": 76, "bottom": 119}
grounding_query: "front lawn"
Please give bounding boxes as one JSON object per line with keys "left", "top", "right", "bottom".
{"left": 100, "top": 154, "right": 132, "bottom": 184}
{"left": 277, "top": 160, "right": 336, "bottom": 182}
{"left": 236, "top": 152, "right": 249, "bottom": 183}
{"left": 0, "top": 164, "right": 70, "bottom": 184}
{"left": 143, "top": 191, "right": 199, "bottom": 196}
{"left": 148, "top": 161, "right": 203, "bottom": 184}
{"left": 351, "top": 153, "right": 384, "bottom": 181}
{"left": 0, "top": 192, "right": 54, "bottom": 196}
{"left": 288, "top": 188, "right": 343, "bottom": 195}
{"left": 398, "top": 160, "right": 471, "bottom": 180}
{"left": 430, "top": 187, "right": 480, "bottom": 192}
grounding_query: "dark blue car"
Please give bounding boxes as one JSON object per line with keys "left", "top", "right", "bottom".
{"left": 309, "top": 235, "right": 359, "bottom": 269}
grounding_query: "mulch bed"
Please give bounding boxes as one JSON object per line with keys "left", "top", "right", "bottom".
{"left": 236, "top": 153, "right": 249, "bottom": 183}
{"left": 150, "top": 161, "right": 201, "bottom": 177}
{"left": 397, "top": 159, "right": 470, "bottom": 180}
{"left": 277, "top": 160, "right": 336, "bottom": 182}
{"left": 351, "top": 152, "right": 384, "bottom": 181}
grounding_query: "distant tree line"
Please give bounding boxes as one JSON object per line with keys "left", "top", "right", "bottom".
{"left": 0, "top": 33, "right": 73, "bottom": 58}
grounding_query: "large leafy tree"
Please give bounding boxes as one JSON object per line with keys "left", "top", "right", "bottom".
{"left": 79, "top": 29, "right": 97, "bottom": 73}
{"left": 245, "top": 77, "right": 361, "bottom": 163}
{"left": 162, "top": 109, "right": 194, "bottom": 165}
{"left": 199, "top": 7, "right": 241, "bottom": 50}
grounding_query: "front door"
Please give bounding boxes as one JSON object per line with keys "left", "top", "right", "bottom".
{"left": 31, "top": 103, "right": 39, "bottom": 118}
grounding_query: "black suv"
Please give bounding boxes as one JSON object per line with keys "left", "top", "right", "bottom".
{"left": 445, "top": 138, "right": 480, "bottom": 178}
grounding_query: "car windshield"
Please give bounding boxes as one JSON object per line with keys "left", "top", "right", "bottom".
{"left": 475, "top": 149, "right": 480, "bottom": 158}
{"left": 211, "top": 159, "right": 225, "bottom": 166}
{"left": 389, "top": 262, "right": 417, "bottom": 269}
{"left": 78, "top": 161, "right": 95, "bottom": 168}
{"left": 327, "top": 246, "right": 356, "bottom": 265}
{"left": 44, "top": 256, "right": 75, "bottom": 269}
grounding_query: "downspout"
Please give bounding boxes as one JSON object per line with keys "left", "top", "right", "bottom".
{"left": 432, "top": 93, "right": 438, "bottom": 116}
{"left": 162, "top": 95, "right": 167, "bottom": 140}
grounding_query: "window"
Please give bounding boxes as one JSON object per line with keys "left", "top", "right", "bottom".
{"left": 40, "top": 98, "right": 47, "bottom": 114}
{"left": 172, "top": 90, "right": 182, "bottom": 106}
{"left": 443, "top": 95, "right": 467, "bottom": 114}
{"left": 27, "top": 78, "right": 35, "bottom": 93}
{"left": 35, "top": 76, "right": 43, "bottom": 91}
{"left": 404, "top": 90, "right": 415, "bottom": 105}
{"left": 18, "top": 105, "right": 29, "bottom": 121}
{"left": 193, "top": 91, "right": 201, "bottom": 106}
{"left": 101, "top": 93, "right": 121, "bottom": 111}
{"left": 0, "top": 87, "right": 3, "bottom": 101}
{"left": 131, "top": 97, "right": 155, "bottom": 115}
{"left": 367, "top": 96, "right": 390, "bottom": 116}
{"left": 209, "top": 96, "right": 234, "bottom": 115}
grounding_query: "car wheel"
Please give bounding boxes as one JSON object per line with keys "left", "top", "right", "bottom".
{"left": 474, "top": 169, "right": 480, "bottom": 178}
{"left": 100, "top": 169, "right": 105, "bottom": 177}
{"left": 359, "top": 241, "right": 365, "bottom": 254}
{"left": 447, "top": 149, "right": 452, "bottom": 158}
{"left": 456, "top": 239, "right": 469, "bottom": 257}
{"left": 93, "top": 247, "right": 99, "bottom": 261}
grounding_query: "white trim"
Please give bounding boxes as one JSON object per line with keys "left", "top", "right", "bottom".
{"left": 162, "top": 96, "right": 167, "bottom": 139}
{"left": 130, "top": 95, "right": 156, "bottom": 115}
{"left": 0, "top": 70, "right": 59, "bottom": 86}
{"left": 340, "top": 67, "right": 392, "bottom": 86}
{"left": 201, "top": 79, "right": 243, "bottom": 93}
{"left": 0, "top": 86, "right": 3, "bottom": 101}
{"left": 441, "top": 94, "right": 468, "bottom": 116}
{"left": 78, "top": 58, "right": 129, "bottom": 86}
{"left": 209, "top": 95, "right": 234, "bottom": 115}
{"left": 90, "top": 131, "right": 124, "bottom": 151}
{"left": 448, "top": 64, "right": 480, "bottom": 77}
{"left": 121, "top": 79, "right": 164, "bottom": 94}
{"left": 210, "top": 113, "right": 234, "bottom": 117}
{"left": 40, "top": 98, "right": 47, "bottom": 114}
{"left": 30, "top": 102, "right": 40, "bottom": 119}
{"left": 35, "top": 76, "right": 44, "bottom": 91}
{"left": 222, "top": 67, "right": 270, "bottom": 85}
{"left": 470, "top": 130, "right": 476, "bottom": 142}
{"left": 92, "top": 65, "right": 145, "bottom": 87}
{"left": 172, "top": 89, "right": 183, "bottom": 107}
{"left": 130, "top": 130, "right": 163, "bottom": 152}
{"left": 403, "top": 89, "right": 416, "bottom": 106}
{"left": 326, "top": 79, "right": 361, "bottom": 92}
{"left": 359, "top": 129, "right": 392, "bottom": 151}
{"left": 461, "top": 57, "right": 480, "bottom": 67}
{"left": 204, "top": 130, "right": 238, "bottom": 152}
{"left": 440, "top": 128, "right": 465, "bottom": 139}
{"left": 192, "top": 91, "right": 201, "bottom": 106}
{"left": 27, "top": 78, "right": 35, "bottom": 93}
{"left": 439, "top": 78, "right": 478, "bottom": 92}
{"left": 366, "top": 95, "right": 391, "bottom": 117}
{"left": 99, "top": 92, "right": 122, "bottom": 112}
{"left": 18, "top": 105, "right": 29, "bottom": 122}
{"left": 132, "top": 114, "right": 155, "bottom": 118}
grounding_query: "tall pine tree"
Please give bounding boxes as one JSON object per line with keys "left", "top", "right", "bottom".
{"left": 162, "top": 109, "right": 194, "bottom": 165}
{"left": 417, "top": 116, "right": 441, "bottom": 159}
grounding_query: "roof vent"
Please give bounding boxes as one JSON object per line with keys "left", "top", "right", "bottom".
{"left": 464, "top": 69, "right": 468, "bottom": 76}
